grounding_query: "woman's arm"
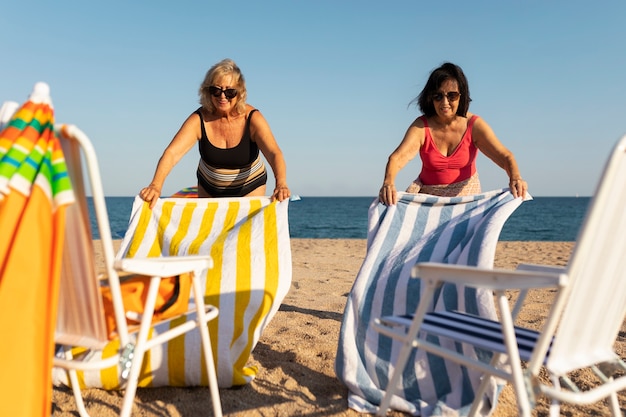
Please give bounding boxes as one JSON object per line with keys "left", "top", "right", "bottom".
{"left": 140, "top": 113, "right": 200, "bottom": 208}
{"left": 380, "top": 118, "right": 425, "bottom": 205}
{"left": 249, "top": 110, "right": 290, "bottom": 201}
{"left": 472, "top": 117, "right": 527, "bottom": 198}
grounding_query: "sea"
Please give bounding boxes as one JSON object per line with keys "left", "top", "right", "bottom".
{"left": 92, "top": 196, "right": 590, "bottom": 242}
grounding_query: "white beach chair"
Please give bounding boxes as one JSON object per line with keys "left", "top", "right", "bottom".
{"left": 374, "top": 134, "right": 626, "bottom": 416}
{"left": 52, "top": 124, "right": 223, "bottom": 417}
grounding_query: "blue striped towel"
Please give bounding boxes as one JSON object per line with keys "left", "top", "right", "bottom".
{"left": 335, "top": 189, "right": 529, "bottom": 416}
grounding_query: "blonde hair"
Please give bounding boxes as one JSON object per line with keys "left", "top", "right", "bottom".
{"left": 198, "top": 58, "right": 247, "bottom": 115}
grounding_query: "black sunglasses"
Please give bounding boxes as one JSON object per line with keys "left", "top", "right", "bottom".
{"left": 208, "top": 86, "right": 238, "bottom": 99}
{"left": 432, "top": 91, "right": 461, "bottom": 102}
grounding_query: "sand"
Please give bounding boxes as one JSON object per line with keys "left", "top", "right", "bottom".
{"left": 51, "top": 239, "right": 625, "bottom": 416}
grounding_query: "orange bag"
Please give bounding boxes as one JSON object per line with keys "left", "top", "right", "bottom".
{"left": 100, "top": 273, "right": 192, "bottom": 338}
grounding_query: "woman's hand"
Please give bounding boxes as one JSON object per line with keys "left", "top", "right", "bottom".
{"left": 272, "top": 185, "right": 291, "bottom": 202}
{"left": 379, "top": 183, "right": 397, "bottom": 205}
{"left": 139, "top": 184, "right": 162, "bottom": 209}
{"left": 509, "top": 178, "right": 528, "bottom": 199}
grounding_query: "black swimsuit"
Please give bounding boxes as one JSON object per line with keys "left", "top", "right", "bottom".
{"left": 195, "top": 108, "right": 268, "bottom": 197}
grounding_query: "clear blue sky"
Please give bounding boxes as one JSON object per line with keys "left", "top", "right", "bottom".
{"left": 2, "top": 1, "right": 625, "bottom": 197}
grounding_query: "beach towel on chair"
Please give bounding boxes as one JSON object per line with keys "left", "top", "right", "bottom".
{"left": 335, "top": 189, "right": 528, "bottom": 416}
{"left": 55, "top": 195, "right": 292, "bottom": 389}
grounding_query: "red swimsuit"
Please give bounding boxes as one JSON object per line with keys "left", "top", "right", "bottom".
{"left": 418, "top": 115, "right": 479, "bottom": 185}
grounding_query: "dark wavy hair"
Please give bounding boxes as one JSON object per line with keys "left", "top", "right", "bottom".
{"left": 413, "top": 62, "right": 472, "bottom": 117}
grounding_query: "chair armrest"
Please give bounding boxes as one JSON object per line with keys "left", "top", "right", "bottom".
{"left": 413, "top": 262, "right": 567, "bottom": 291}
{"left": 516, "top": 263, "right": 566, "bottom": 274}
{"left": 114, "top": 255, "right": 213, "bottom": 277}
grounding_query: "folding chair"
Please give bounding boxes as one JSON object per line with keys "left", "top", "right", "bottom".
{"left": 374, "top": 133, "right": 626, "bottom": 417}
{"left": 52, "top": 124, "right": 223, "bottom": 417}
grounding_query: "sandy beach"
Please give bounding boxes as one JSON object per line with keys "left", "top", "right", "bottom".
{"left": 51, "top": 239, "right": 624, "bottom": 416}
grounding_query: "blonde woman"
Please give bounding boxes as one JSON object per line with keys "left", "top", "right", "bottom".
{"left": 140, "top": 58, "right": 290, "bottom": 208}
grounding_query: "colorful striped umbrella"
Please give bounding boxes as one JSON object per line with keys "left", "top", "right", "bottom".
{"left": 171, "top": 185, "right": 199, "bottom": 198}
{"left": 0, "top": 101, "right": 19, "bottom": 131}
{"left": 0, "top": 82, "right": 75, "bottom": 417}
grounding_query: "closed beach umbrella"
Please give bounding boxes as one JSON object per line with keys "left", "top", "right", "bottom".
{"left": 0, "top": 101, "right": 19, "bottom": 131}
{"left": 0, "top": 82, "right": 75, "bottom": 417}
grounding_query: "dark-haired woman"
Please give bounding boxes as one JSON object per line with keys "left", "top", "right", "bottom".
{"left": 379, "top": 62, "right": 527, "bottom": 205}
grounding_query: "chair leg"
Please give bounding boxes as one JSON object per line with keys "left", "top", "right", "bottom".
{"left": 467, "top": 361, "right": 497, "bottom": 417}
{"left": 377, "top": 283, "right": 439, "bottom": 416}
{"left": 469, "top": 351, "right": 515, "bottom": 416}
{"left": 68, "top": 369, "right": 90, "bottom": 417}
{"left": 496, "top": 292, "right": 532, "bottom": 417}
{"left": 377, "top": 339, "right": 414, "bottom": 416}
{"left": 119, "top": 350, "right": 142, "bottom": 417}
{"left": 60, "top": 347, "right": 91, "bottom": 417}
{"left": 548, "top": 375, "right": 561, "bottom": 417}
{"left": 119, "top": 277, "right": 162, "bottom": 417}
{"left": 192, "top": 275, "right": 223, "bottom": 417}
{"left": 608, "top": 382, "right": 620, "bottom": 416}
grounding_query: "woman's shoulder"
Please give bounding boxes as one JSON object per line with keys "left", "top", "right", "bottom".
{"left": 412, "top": 115, "right": 427, "bottom": 128}
{"left": 466, "top": 113, "right": 488, "bottom": 129}
{"left": 184, "top": 108, "right": 203, "bottom": 124}
{"left": 193, "top": 106, "right": 209, "bottom": 121}
{"left": 244, "top": 105, "right": 261, "bottom": 120}
{"left": 466, "top": 113, "right": 496, "bottom": 140}
{"left": 463, "top": 113, "right": 483, "bottom": 131}
{"left": 246, "top": 105, "right": 268, "bottom": 125}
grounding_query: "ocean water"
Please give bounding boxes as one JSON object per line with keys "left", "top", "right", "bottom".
{"left": 90, "top": 195, "right": 591, "bottom": 242}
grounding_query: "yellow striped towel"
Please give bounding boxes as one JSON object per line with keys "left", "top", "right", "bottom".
{"left": 53, "top": 195, "right": 292, "bottom": 389}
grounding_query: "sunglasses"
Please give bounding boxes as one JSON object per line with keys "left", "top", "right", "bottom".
{"left": 208, "top": 86, "right": 238, "bottom": 99}
{"left": 432, "top": 91, "right": 461, "bottom": 102}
